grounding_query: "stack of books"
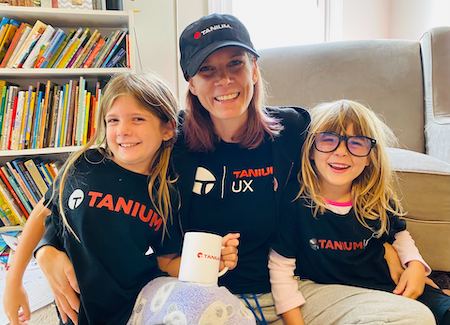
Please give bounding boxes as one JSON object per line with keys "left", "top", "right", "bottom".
{"left": 0, "top": 16, "right": 129, "bottom": 69}
{"left": 0, "top": 78, "right": 104, "bottom": 151}
{"left": 0, "top": 156, "right": 60, "bottom": 226}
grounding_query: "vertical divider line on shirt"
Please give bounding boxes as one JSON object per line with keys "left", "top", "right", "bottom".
{"left": 221, "top": 165, "right": 226, "bottom": 199}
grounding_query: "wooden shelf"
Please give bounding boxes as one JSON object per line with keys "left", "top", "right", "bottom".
{"left": 0, "top": 6, "right": 130, "bottom": 27}
{"left": 0, "top": 146, "right": 81, "bottom": 158}
{"left": 0, "top": 67, "right": 132, "bottom": 77}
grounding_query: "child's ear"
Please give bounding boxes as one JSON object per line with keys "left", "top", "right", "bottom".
{"left": 161, "top": 121, "right": 176, "bottom": 141}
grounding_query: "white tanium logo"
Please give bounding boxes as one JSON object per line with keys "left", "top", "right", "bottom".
{"left": 192, "top": 167, "right": 216, "bottom": 195}
{"left": 68, "top": 189, "right": 84, "bottom": 210}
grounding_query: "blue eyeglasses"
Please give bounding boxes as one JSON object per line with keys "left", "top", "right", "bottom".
{"left": 314, "top": 132, "right": 377, "bottom": 157}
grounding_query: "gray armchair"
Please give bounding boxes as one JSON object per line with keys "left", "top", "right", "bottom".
{"left": 259, "top": 26, "right": 450, "bottom": 271}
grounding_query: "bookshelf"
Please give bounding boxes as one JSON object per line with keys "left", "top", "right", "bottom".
{"left": 0, "top": 5, "right": 135, "bottom": 227}
{"left": 0, "top": 6, "right": 135, "bottom": 157}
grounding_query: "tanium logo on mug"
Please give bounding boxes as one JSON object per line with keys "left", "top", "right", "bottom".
{"left": 197, "top": 251, "right": 220, "bottom": 261}
{"left": 179, "top": 232, "right": 228, "bottom": 285}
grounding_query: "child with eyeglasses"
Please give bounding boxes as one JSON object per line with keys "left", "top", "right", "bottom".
{"left": 269, "top": 99, "right": 450, "bottom": 325}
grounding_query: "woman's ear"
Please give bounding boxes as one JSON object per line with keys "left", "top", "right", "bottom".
{"left": 252, "top": 61, "right": 258, "bottom": 85}
{"left": 188, "top": 79, "right": 198, "bottom": 96}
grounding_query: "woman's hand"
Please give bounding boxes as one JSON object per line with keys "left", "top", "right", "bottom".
{"left": 35, "top": 246, "right": 80, "bottom": 325}
{"left": 3, "top": 281, "right": 30, "bottom": 325}
{"left": 220, "top": 233, "right": 240, "bottom": 271}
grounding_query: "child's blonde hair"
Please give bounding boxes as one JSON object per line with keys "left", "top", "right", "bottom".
{"left": 299, "top": 99, "right": 404, "bottom": 237}
{"left": 55, "top": 73, "right": 179, "bottom": 240}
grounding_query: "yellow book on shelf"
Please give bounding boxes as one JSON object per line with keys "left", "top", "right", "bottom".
{"left": 23, "top": 159, "right": 48, "bottom": 197}
{"left": 82, "top": 91, "right": 91, "bottom": 144}
{"left": 60, "top": 83, "right": 69, "bottom": 146}
{"left": 18, "top": 90, "right": 30, "bottom": 150}
{"left": 56, "top": 37, "right": 81, "bottom": 68}
{"left": 0, "top": 181, "right": 25, "bottom": 225}
{"left": 24, "top": 91, "right": 36, "bottom": 150}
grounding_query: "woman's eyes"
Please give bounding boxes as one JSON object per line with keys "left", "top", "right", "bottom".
{"left": 229, "top": 59, "right": 243, "bottom": 67}
{"left": 198, "top": 65, "right": 213, "bottom": 73}
{"left": 198, "top": 59, "right": 245, "bottom": 75}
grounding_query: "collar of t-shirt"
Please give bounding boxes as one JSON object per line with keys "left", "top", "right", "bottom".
{"left": 325, "top": 198, "right": 352, "bottom": 215}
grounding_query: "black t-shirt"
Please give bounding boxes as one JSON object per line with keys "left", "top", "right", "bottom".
{"left": 43, "top": 149, "right": 182, "bottom": 325}
{"left": 273, "top": 184, "right": 406, "bottom": 292}
{"left": 185, "top": 138, "right": 276, "bottom": 294}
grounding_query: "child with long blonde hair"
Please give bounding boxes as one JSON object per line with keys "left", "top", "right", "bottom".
{"left": 3, "top": 73, "right": 239, "bottom": 325}
{"left": 269, "top": 100, "right": 450, "bottom": 325}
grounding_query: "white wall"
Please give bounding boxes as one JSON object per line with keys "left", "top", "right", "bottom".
{"left": 124, "top": 0, "right": 449, "bottom": 98}
{"left": 390, "top": 0, "right": 450, "bottom": 40}
{"left": 123, "top": 0, "right": 208, "bottom": 101}
{"left": 341, "top": 0, "right": 390, "bottom": 40}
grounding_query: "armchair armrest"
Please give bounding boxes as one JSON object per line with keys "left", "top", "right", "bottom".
{"left": 388, "top": 147, "right": 450, "bottom": 271}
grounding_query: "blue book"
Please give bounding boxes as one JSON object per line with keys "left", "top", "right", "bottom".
{"left": 1, "top": 166, "right": 33, "bottom": 213}
{"left": 32, "top": 90, "right": 44, "bottom": 148}
{"left": 11, "top": 159, "right": 40, "bottom": 203}
{"left": 37, "top": 161, "right": 53, "bottom": 186}
{"left": 101, "top": 29, "right": 127, "bottom": 67}
{"left": 39, "top": 29, "right": 66, "bottom": 68}
{"left": 106, "top": 47, "right": 125, "bottom": 68}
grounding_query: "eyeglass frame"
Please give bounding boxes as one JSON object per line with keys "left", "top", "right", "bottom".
{"left": 313, "top": 132, "right": 377, "bottom": 157}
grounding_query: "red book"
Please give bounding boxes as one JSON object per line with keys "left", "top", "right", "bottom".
{"left": 7, "top": 95, "right": 18, "bottom": 150}
{"left": 0, "top": 167, "right": 29, "bottom": 218}
{"left": 0, "top": 23, "right": 29, "bottom": 68}
{"left": 83, "top": 38, "right": 105, "bottom": 68}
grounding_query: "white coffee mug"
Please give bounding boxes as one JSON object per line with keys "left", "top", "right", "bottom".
{"left": 178, "top": 232, "right": 228, "bottom": 286}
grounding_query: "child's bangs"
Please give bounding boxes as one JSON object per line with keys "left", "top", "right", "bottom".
{"left": 315, "top": 103, "right": 367, "bottom": 136}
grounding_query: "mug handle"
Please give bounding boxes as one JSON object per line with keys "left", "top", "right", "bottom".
{"left": 218, "top": 266, "right": 228, "bottom": 277}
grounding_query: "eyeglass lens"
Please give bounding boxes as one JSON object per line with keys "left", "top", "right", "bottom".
{"left": 315, "top": 132, "right": 373, "bottom": 156}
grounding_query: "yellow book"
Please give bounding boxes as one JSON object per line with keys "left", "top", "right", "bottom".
{"left": 0, "top": 182, "right": 24, "bottom": 225}
{"left": 25, "top": 91, "right": 36, "bottom": 149}
{"left": 82, "top": 91, "right": 91, "bottom": 144}
{"left": 56, "top": 38, "right": 81, "bottom": 69}
{"left": 18, "top": 90, "right": 30, "bottom": 150}
{"left": 23, "top": 159, "right": 48, "bottom": 197}
{"left": 60, "top": 83, "right": 69, "bottom": 146}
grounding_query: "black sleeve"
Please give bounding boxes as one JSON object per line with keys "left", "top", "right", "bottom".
{"left": 34, "top": 181, "right": 65, "bottom": 256}
{"left": 384, "top": 212, "right": 407, "bottom": 244}
{"left": 271, "top": 180, "right": 301, "bottom": 258}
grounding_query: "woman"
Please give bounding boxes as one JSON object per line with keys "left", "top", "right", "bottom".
{"left": 36, "top": 13, "right": 434, "bottom": 325}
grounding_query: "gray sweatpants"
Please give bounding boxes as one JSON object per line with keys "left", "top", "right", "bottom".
{"left": 238, "top": 279, "right": 436, "bottom": 325}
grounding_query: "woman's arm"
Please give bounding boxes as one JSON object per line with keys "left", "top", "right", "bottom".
{"left": 3, "top": 199, "right": 51, "bottom": 325}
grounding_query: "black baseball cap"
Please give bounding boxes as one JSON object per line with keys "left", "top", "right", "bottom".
{"left": 179, "top": 13, "right": 259, "bottom": 80}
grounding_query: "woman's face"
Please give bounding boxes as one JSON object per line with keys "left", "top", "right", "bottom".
{"left": 188, "top": 46, "right": 258, "bottom": 127}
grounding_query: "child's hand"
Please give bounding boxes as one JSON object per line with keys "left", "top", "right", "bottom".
{"left": 220, "top": 233, "right": 240, "bottom": 271}
{"left": 393, "top": 260, "right": 426, "bottom": 299}
{"left": 383, "top": 243, "right": 404, "bottom": 284}
{"left": 3, "top": 282, "right": 30, "bottom": 325}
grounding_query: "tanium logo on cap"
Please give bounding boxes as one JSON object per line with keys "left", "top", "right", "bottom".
{"left": 194, "top": 23, "right": 232, "bottom": 39}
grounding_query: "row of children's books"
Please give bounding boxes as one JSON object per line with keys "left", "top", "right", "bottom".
{"left": 0, "top": 225, "right": 21, "bottom": 268}
{"left": 0, "top": 156, "right": 60, "bottom": 227}
{"left": 0, "top": 0, "right": 110, "bottom": 11}
{"left": 0, "top": 16, "right": 129, "bottom": 69}
{"left": 0, "top": 78, "right": 104, "bottom": 150}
